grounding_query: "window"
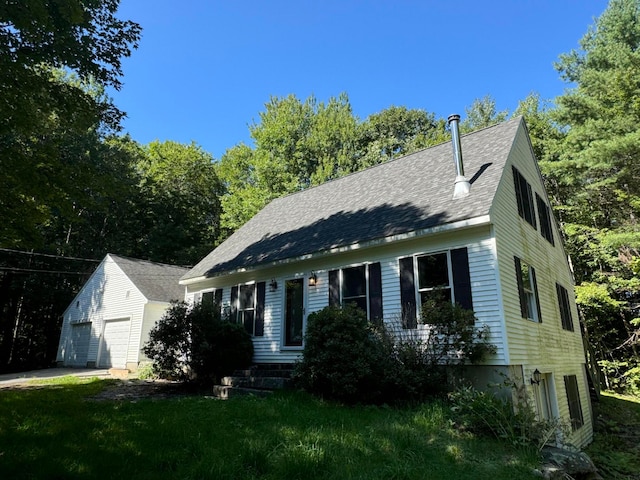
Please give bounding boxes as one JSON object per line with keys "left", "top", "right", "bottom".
{"left": 399, "top": 248, "right": 473, "bottom": 329}
{"left": 564, "top": 375, "right": 584, "bottom": 431}
{"left": 200, "top": 289, "right": 223, "bottom": 308}
{"left": 515, "top": 257, "right": 541, "bottom": 322}
{"left": 230, "top": 282, "right": 265, "bottom": 336}
{"left": 342, "top": 265, "right": 367, "bottom": 313}
{"left": 513, "top": 166, "right": 537, "bottom": 229}
{"left": 238, "top": 284, "right": 255, "bottom": 334}
{"left": 329, "top": 263, "right": 383, "bottom": 322}
{"left": 534, "top": 373, "right": 555, "bottom": 422}
{"left": 556, "top": 283, "right": 574, "bottom": 331}
{"left": 536, "top": 193, "right": 555, "bottom": 245}
{"left": 417, "top": 252, "right": 452, "bottom": 305}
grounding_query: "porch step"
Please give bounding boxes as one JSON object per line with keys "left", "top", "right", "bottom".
{"left": 212, "top": 363, "right": 295, "bottom": 399}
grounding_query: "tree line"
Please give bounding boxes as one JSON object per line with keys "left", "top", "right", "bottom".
{"left": 1, "top": 0, "right": 639, "bottom": 392}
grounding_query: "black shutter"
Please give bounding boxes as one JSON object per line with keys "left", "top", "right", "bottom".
{"left": 513, "top": 166, "right": 525, "bottom": 218}
{"left": 230, "top": 286, "right": 238, "bottom": 322}
{"left": 368, "top": 262, "right": 383, "bottom": 323}
{"left": 451, "top": 247, "right": 473, "bottom": 311}
{"left": 514, "top": 256, "right": 527, "bottom": 318}
{"left": 399, "top": 257, "right": 416, "bottom": 329}
{"left": 329, "top": 270, "right": 340, "bottom": 307}
{"left": 564, "top": 375, "right": 584, "bottom": 431}
{"left": 531, "top": 266, "right": 542, "bottom": 322}
{"left": 215, "top": 288, "right": 223, "bottom": 305}
{"left": 525, "top": 182, "right": 537, "bottom": 229}
{"left": 254, "top": 282, "right": 265, "bottom": 336}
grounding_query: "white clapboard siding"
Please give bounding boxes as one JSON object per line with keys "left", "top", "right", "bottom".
{"left": 57, "top": 255, "right": 147, "bottom": 368}
{"left": 490, "top": 123, "right": 591, "bottom": 445}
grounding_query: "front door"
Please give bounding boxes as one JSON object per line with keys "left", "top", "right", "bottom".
{"left": 284, "top": 278, "right": 304, "bottom": 347}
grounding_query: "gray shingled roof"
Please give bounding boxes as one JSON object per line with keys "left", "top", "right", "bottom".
{"left": 110, "top": 254, "right": 189, "bottom": 302}
{"left": 183, "top": 117, "right": 524, "bottom": 281}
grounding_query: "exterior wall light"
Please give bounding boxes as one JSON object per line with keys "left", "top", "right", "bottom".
{"left": 531, "top": 368, "right": 541, "bottom": 385}
{"left": 308, "top": 272, "right": 318, "bottom": 287}
{"left": 269, "top": 279, "right": 278, "bottom": 292}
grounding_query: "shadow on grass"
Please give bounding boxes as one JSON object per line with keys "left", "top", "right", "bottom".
{"left": 0, "top": 380, "right": 540, "bottom": 480}
{"left": 586, "top": 392, "right": 640, "bottom": 480}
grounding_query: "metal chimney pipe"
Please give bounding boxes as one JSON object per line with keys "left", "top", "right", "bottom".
{"left": 447, "top": 114, "right": 471, "bottom": 199}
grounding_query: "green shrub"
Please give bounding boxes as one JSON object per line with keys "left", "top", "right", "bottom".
{"left": 449, "top": 381, "right": 569, "bottom": 451}
{"left": 143, "top": 301, "right": 253, "bottom": 384}
{"left": 294, "top": 302, "right": 496, "bottom": 404}
{"left": 293, "top": 304, "right": 390, "bottom": 404}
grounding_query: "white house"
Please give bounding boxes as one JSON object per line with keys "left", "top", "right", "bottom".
{"left": 56, "top": 254, "right": 188, "bottom": 371}
{"left": 179, "top": 116, "right": 594, "bottom": 447}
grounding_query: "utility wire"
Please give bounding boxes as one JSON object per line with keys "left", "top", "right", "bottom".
{"left": 0, "top": 248, "right": 101, "bottom": 263}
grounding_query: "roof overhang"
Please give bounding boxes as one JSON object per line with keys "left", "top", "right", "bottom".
{"left": 179, "top": 214, "right": 492, "bottom": 286}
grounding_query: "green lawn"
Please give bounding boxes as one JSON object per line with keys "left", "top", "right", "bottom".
{"left": 0, "top": 377, "right": 540, "bottom": 480}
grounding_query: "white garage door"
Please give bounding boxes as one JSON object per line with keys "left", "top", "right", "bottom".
{"left": 98, "top": 318, "right": 131, "bottom": 368}
{"left": 65, "top": 323, "right": 91, "bottom": 367}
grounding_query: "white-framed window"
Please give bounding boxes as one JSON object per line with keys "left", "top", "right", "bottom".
{"left": 417, "top": 251, "right": 453, "bottom": 306}
{"left": 230, "top": 282, "right": 265, "bottom": 337}
{"left": 399, "top": 247, "right": 473, "bottom": 329}
{"left": 329, "top": 263, "right": 383, "bottom": 321}
{"left": 515, "top": 256, "right": 541, "bottom": 322}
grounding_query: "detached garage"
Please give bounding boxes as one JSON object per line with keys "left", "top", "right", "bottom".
{"left": 56, "top": 254, "right": 188, "bottom": 371}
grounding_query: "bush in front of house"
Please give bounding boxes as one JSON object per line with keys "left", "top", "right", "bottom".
{"left": 292, "top": 304, "right": 391, "bottom": 404}
{"left": 143, "top": 300, "right": 253, "bottom": 384}
{"left": 293, "top": 301, "right": 496, "bottom": 404}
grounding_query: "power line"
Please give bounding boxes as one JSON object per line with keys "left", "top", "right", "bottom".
{"left": 0, "top": 267, "right": 92, "bottom": 275}
{"left": 0, "top": 248, "right": 101, "bottom": 263}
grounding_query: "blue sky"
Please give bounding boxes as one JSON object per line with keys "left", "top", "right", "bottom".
{"left": 112, "top": 0, "right": 609, "bottom": 159}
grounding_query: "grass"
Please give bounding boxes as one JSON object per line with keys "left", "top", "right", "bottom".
{"left": 0, "top": 377, "right": 541, "bottom": 480}
{"left": 585, "top": 391, "right": 640, "bottom": 480}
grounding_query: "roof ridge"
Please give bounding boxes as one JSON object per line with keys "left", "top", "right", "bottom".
{"left": 108, "top": 253, "right": 190, "bottom": 270}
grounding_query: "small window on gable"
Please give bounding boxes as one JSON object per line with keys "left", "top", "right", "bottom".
{"left": 515, "top": 256, "right": 541, "bottom": 322}
{"left": 564, "top": 374, "right": 584, "bottom": 431}
{"left": 556, "top": 283, "right": 574, "bottom": 332}
{"left": 513, "top": 166, "right": 537, "bottom": 229}
{"left": 536, "top": 193, "right": 555, "bottom": 245}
